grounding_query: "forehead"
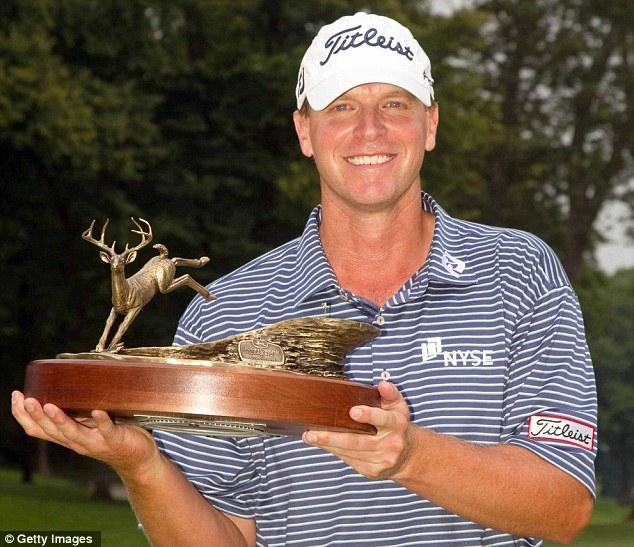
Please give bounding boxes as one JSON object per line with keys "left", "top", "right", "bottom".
{"left": 336, "top": 83, "right": 419, "bottom": 102}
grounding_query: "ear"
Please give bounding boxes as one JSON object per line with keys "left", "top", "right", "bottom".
{"left": 293, "top": 110, "right": 314, "bottom": 158}
{"left": 125, "top": 251, "right": 137, "bottom": 264}
{"left": 424, "top": 104, "right": 439, "bottom": 152}
{"left": 99, "top": 252, "right": 111, "bottom": 264}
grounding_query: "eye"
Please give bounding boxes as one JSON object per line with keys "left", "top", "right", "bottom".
{"left": 333, "top": 103, "right": 350, "bottom": 112}
{"left": 385, "top": 100, "right": 403, "bottom": 109}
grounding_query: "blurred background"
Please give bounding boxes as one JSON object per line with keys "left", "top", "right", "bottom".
{"left": 0, "top": 0, "right": 632, "bottom": 544}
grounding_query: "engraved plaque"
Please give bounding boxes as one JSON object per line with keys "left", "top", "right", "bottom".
{"left": 238, "top": 339, "right": 286, "bottom": 366}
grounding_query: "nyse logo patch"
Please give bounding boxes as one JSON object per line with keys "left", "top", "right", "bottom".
{"left": 421, "top": 337, "right": 493, "bottom": 366}
{"left": 421, "top": 337, "right": 443, "bottom": 361}
{"left": 444, "top": 350, "right": 493, "bottom": 367}
{"left": 528, "top": 414, "right": 595, "bottom": 451}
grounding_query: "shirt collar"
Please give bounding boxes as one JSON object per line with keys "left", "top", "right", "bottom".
{"left": 293, "top": 206, "right": 339, "bottom": 305}
{"left": 411, "top": 193, "right": 478, "bottom": 296}
{"left": 293, "top": 193, "right": 477, "bottom": 306}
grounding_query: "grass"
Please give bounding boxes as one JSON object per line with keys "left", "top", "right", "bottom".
{"left": 545, "top": 497, "right": 634, "bottom": 547}
{"left": 0, "top": 466, "right": 632, "bottom": 546}
{"left": 0, "top": 467, "right": 148, "bottom": 546}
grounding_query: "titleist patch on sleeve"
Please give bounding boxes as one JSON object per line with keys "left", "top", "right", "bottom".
{"left": 528, "top": 414, "right": 595, "bottom": 451}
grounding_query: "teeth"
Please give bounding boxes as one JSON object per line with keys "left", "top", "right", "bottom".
{"left": 347, "top": 154, "right": 393, "bottom": 166}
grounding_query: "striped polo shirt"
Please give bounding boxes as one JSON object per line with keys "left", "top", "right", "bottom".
{"left": 154, "top": 193, "right": 597, "bottom": 547}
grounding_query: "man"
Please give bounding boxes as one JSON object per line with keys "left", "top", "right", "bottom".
{"left": 13, "top": 12, "right": 596, "bottom": 546}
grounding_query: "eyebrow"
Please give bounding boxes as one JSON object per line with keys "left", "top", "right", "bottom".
{"left": 383, "top": 90, "right": 416, "bottom": 101}
{"left": 338, "top": 88, "right": 415, "bottom": 101}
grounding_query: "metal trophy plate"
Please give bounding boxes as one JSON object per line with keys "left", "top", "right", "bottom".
{"left": 23, "top": 218, "right": 380, "bottom": 437}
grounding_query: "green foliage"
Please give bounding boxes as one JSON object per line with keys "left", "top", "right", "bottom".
{"left": 0, "top": 1, "right": 632, "bottom": 500}
{"left": 473, "top": 0, "right": 634, "bottom": 279}
{"left": 578, "top": 268, "right": 634, "bottom": 503}
{"left": 544, "top": 498, "right": 634, "bottom": 546}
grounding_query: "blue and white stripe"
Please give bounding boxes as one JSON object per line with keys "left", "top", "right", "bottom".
{"left": 154, "top": 193, "right": 597, "bottom": 546}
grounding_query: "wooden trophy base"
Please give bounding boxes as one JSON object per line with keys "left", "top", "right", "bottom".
{"left": 24, "top": 359, "right": 380, "bottom": 437}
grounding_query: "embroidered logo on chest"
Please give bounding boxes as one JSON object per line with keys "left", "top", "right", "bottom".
{"left": 421, "top": 337, "right": 494, "bottom": 366}
{"left": 528, "top": 414, "right": 595, "bottom": 451}
{"left": 441, "top": 251, "right": 466, "bottom": 278}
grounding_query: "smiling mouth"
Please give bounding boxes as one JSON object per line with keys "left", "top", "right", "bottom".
{"left": 346, "top": 154, "right": 394, "bottom": 166}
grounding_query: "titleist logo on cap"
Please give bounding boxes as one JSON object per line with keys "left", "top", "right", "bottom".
{"left": 320, "top": 24, "right": 415, "bottom": 66}
{"left": 295, "top": 12, "right": 434, "bottom": 110}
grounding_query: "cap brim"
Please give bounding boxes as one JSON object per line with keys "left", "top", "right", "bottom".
{"left": 304, "top": 66, "right": 433, "bottom": 110}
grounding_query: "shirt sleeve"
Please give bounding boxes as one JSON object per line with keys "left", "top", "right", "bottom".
{"left": 153, "top": 430, "right": 260, "bottom": 519}
{"left": 501, "top": 284, "right": 597, "bottom": 496}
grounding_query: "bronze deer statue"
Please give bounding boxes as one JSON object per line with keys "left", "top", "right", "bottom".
{"left": 82, "top": 217, "right": 215, "bottom": 352}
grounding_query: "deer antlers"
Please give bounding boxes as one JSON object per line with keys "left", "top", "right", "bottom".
{"left": 82, "top": 217, "right": 152, "bottom": 258}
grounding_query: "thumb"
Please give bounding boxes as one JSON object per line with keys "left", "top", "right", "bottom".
{"left": 378, "top": 380, "right": 404, "bottom": 409}
{"left": 91, "top": 410, "right": 118, "bottom": 440}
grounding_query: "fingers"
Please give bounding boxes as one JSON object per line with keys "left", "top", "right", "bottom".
{"left": 307, "top": 381, "right": 408, "bottom": 442}
{"left": 348, "top": 404, "right": 406, "bottom": 432}
{"left": 347, "top": 381, "right": 409, "bottom": 430}
{"left": 11, "top": 391, "right": 56, "bottom": 443}
{"left": 41, "top": 403, "right": 80, "bottom": 441}
{"left": 12, "top": 391, "right": 160, "bottom": 477}
{"left": 12, "top": 390, "right": 102, "bottom": 454}
{"left": 303, "top": 425, "right": 409, "bottom": 479}
{"left": 302, "top": 381, "right": 413, "bottom": 479}
{"left": 304, "top": 428, "right": 370, "bottom": 452}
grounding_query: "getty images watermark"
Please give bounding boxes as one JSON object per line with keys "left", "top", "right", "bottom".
{"left": 1, "top": 532, "right": 100, "bottom": 546}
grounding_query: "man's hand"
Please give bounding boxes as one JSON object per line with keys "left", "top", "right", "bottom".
{"left": 302, "top": 381, "right": 414, "bottom": 479}
{"left": 13, "top": 389, "right": 257, "bottom": 546}
{"left": 11, "top": 390, "right": 159, "bottom": 480}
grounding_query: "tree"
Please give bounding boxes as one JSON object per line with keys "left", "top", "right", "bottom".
{"left": 1, "top": 1, "right": 632, "bottom": 496}
{"left": 578, "top": 268, "right": 634, "bottom": 508}
{"left": 473, "top": 0, "right": 634, "bottom": 282}
{"left": 0, "top": 0, "right": 167, "bottom": 477}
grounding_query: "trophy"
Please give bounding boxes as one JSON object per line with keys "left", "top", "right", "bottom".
{"left": 23, "top": 218, "right": 380, "bottom": 437}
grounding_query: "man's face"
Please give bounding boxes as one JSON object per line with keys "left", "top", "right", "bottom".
{"left": 293, "top": 83, "right": 438, "bottom": 214}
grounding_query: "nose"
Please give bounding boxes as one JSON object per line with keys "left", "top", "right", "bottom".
{"left": 353, "top": 108, "right": 387, "bottom": 141}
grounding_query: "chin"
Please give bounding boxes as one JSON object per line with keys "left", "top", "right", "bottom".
{"left": 346, "top": 192, "right": 404, "bottom": 213}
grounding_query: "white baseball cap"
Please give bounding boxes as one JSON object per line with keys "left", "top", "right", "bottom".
{"left": 296, "top": 12, "right": 435, "bottom": 111}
